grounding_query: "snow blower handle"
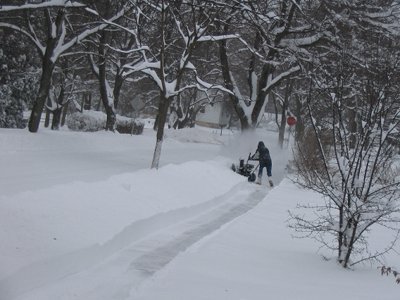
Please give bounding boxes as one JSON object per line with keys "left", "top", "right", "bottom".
{"left": 248, "top": 152, "right": 259, "bottom": 161}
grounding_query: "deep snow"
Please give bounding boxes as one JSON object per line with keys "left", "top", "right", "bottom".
{"left": 0, "top": 126, "right": 398, "bottom": 300}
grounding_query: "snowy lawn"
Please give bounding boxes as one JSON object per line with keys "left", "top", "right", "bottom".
{"left": 0, "top": 126, "right": 398, "bottom": 300}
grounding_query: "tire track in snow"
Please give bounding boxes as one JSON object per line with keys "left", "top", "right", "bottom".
{"left": 1, "top": 182, "right": 268, "bottom": 300}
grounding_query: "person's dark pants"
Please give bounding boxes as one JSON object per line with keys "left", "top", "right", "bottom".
{"left": 258, "top": 159, "right": 272, "bottom": 177}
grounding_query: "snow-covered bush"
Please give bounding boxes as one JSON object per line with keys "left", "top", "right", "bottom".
{"left": 0, "top": 33, "right": 38, "bottom": 129}
{"left": 67, "top": 110, "right": 144, "bottom": 134}
{"left": 66, "top": 111, "right": 105, "bottom": 132}
{"left": 1, "top": 30, "right": 39, "bottom": 120}
{"left": 0, "top": 84, "right": 26, "bottom": 129}
{"left": 115, "top": 117, "right": 144, "bottom": 135}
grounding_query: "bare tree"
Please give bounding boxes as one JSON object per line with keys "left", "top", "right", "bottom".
{"left": 0, "top": 1, "right": 127, "bottom": 132}
{"left": 45, "top": 60, "right": 76, "bottom": 130}
{"left": 117, "top": 0, "right": 234, "bottom": 168}
{"left": 272, "top": 78, "right": 295, "bottom": 148}
{"left": 217, "top": 0, "right": 327, "bottom": 131}
{"left": 291, "top": 40, "right": 400, "bottom": 268}
{"left": 85, "top": 0, "right": 143, "bottom": 131}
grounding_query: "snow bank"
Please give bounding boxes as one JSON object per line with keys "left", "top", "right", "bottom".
{"left": 1, "top": 126, "right": 398, "bottom": 300}
{"left": 0, "top": 157, "right": 243, "bottom": 279}
{"left": 133, "top": 179, "right": 400, "bottom": 300}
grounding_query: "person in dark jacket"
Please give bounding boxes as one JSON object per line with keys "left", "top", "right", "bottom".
{"left": 253, "top": 141, "right": 273, "bottom": 186}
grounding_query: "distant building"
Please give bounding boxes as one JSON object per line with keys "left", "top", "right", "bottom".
{"left": 196, "top": 101, "right": 231, "bottom": 128}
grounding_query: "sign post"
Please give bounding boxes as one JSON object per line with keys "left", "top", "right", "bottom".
{"left": 286, "top": 116, "right": 297, "bottom": 147}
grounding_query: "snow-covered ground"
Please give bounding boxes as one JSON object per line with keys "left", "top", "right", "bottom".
{"left": 0, "top": 126, "right": 398, "bottom": 300}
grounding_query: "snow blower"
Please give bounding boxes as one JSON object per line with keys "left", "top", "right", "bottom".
{"left": 231, "top": 153, "right": 259, "bottom": 182}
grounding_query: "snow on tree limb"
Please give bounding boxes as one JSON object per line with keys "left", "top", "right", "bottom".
{"left": 54, "top": 15, "right": 67, "bottom": 54}
{"left": 84, "top": 7, "right": 99, "bottom": 17}
{"left": 279, "top": 33, "right": 326, "bottom": 49}
{"left": 262, "top": 65, "right": 301, "bottom": 93}
{"left": 196, "top": 76, "right": 233, "bottom": 95}
{"left": 0, "top": 22, "right": 45, "bottom": 55}
{"left": 0, "top": 0, "right": 85, "bottom": 11}
{"left": 54, "top": 7, "right": 127, "bottom": 62}
{"left": 197, "top": 34, "right": 238, "bottom": 42}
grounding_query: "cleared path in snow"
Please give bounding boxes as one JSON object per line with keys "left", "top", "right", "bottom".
{"left": 0, "top": 182, "right": 268, "bottom": 300}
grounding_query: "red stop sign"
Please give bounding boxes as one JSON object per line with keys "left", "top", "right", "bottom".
{"left": 287, "top": 116, "right": 297, "bottom": 126}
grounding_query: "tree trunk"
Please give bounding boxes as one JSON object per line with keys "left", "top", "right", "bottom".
{"left": 44, "top": 108, "right": 51, "bottom": 128}
{"left": 278, "top": 106, "right": 287, "bottom": 148}
{"left": 151, "top": 94, "right": 170, "bottom": 169}
{"left": 51, "top": 85, "right": 65, "bottom": 130}
{"left": 83, "top": 93, "right": 92, "bottom": 110}
{"left": 98, "top": 30, "right": 116, "bottom": 131}
{"left": 96, "top": 97, "right": 102, "bottom": 111}
{"left": 294, "top": 95, "right": 305, "bottom": 141}
{"left": 28, "top": 8, "right": 64, "bottom": 133}
{"left": 28, "top": 60, "right": 55, "bottom": 132}
{"left": 340, "top": 225, "right": 356, "bottom": 268}
{"left": 103, "top": 101, "right": 116, "bottom": 131}
{"left": 113, "top": 74, "right": 124, "bottom": 110}
{"left": 218, "top": 39, "right": 250, "bottom": 131}
{"left": 51, "top": 108, "right": 62, "bottom": 130}
{"left": 251, "top": 65, "right": 273, "bottom": 126}
{"left": 278, "top": 79, "right": 292, "bottom": 148}
{"left": 347, "top": 99, "right": 357, "bottom": 149}
{"left": 61, "top": 101, "right": 69, "bottom": 127}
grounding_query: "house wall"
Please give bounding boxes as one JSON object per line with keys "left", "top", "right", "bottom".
{"left": 196, "top": 102, "right": 224, "bottom": 128}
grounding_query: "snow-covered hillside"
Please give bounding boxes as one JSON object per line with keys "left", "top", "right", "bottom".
{"left": 0, "top": 127, "right": 398, "bottom": 300}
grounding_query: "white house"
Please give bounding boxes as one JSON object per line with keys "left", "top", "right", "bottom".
{"left": 196, "top": 101, "right": 231, "bottom": 128}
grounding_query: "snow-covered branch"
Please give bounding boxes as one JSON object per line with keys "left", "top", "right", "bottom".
{"left": 0, "top": 22, "right": 45, "bottom": 55}
{"left": 280, "top": 33, "right": 326, "bottom": 49}
{"left": 0, "top": 0, "right": 85, "bottom": 11}
{"left": 196, "top": 76, "right": 233, "bottom": 95}
{"left": 262, "top": 65, "right": 301, "bottom": 93}
{"left": 55, "top": 6, "right": 127, "bottom": 61}
{"left": 197, "top": 34, "right": 238, "bottom": 42}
